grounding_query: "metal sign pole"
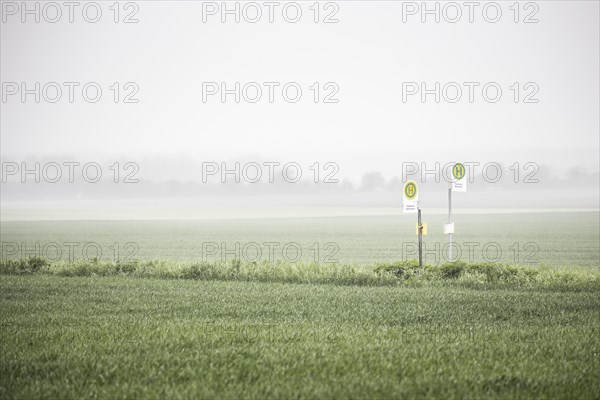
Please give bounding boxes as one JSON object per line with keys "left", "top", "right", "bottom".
{"left": 418, "top": 207, "right": 423, "bottom": 269}
{"left": 448, "top": 185, "right": 452, "bottom": 261}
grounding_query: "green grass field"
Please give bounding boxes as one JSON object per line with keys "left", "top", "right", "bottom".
{"left": 1, "top": 212, "right": 599, "bottom": 266}
{"left": 1, "top": 212, "right": 598, "bottom": 399}
{"left": 0, "top": 273, "right": 598, "bottom": 399}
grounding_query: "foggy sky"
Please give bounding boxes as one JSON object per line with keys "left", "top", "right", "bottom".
{"left": 2, "top": 1, "right": 599, "bottom": 176}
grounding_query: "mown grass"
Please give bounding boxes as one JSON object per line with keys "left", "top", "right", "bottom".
{"left": 1, "top": 274, "right": 599, "bottom": 399}
{"left": 1, "top": 257, "right": 598, "bottom": 292}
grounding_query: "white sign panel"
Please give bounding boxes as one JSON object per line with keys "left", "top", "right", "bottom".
{"left": 443, "top": 222, "right": 455, "bottom": 234}
{"left": 451, "top": 162, "right": 467, "bottom": 192}
{"left": 403, "top": 180, "right": 419, "bottom": 213}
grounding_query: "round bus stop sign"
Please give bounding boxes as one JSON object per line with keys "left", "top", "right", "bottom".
{"left": 452, "top": 163, "right": 465, "bottom": 181}
{"left": 404, "top": 180, "right": 418, "bottom": 200}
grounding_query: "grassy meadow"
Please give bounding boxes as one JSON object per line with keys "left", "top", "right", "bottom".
{"left": 1, "top": 212, "right": 599, "bottom": 266}
{"left": 0, "top": 211, "right": 599, "bottom": 399}
{"left": 1, "top": 274, "right": 599, "bottom": 399}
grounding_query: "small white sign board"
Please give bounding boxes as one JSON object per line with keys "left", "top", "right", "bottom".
{"left": 443, "top": 222, "right": 455, "bottom": 234}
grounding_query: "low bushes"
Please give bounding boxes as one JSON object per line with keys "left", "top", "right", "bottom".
{"left": 0, "top": 257, "right": 49, "bottom": 275}
{"left": 0, "top": 257, "right": 597, "bottom": 291}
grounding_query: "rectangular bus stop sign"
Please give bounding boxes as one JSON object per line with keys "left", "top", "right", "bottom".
{"left": 403, "top": 180, "right": 419, "bottom": 213}
{"left": 451, "top": 162, "right": 467, "bottom": 192}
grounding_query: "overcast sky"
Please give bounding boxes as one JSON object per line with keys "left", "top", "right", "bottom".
{"left": 1, "top": 1, "right": 599, "bottom": 182}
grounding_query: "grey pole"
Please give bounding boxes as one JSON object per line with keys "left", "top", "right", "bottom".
{"left": 448, "top": 185, "right": 452, "bottom": 261}
{"left": 418, "top": 207, "right": 423, "bottom": 269}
